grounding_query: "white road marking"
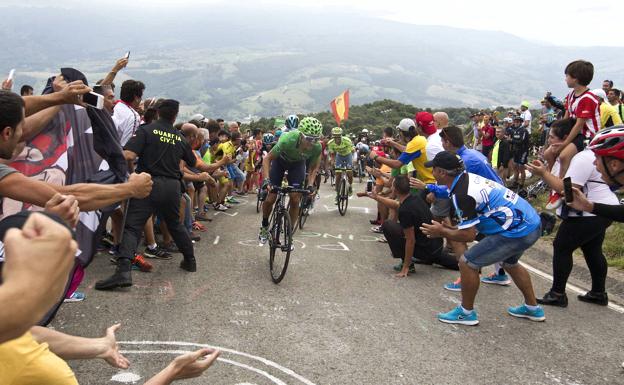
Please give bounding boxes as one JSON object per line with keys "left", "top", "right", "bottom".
{"left": 519, "top": 261, "right": 624, "bottom": 314}
{"left": 214, "top": 211, "right": 239, "bottom": 217}
{"left": 110, "top": 372, "right": 141, "bottom": 383}
{"left": 213, "top": 236, "right": 220, "bottom": 245}
{"left": 119, "top": 341, "right": 316, "bottom": 385}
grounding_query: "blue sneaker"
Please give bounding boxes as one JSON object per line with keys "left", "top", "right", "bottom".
{"left": 507, "top": 304, "right": 545, "bottom": 322}
{"left": 444, "top": 278, "right": 462, "bottom": 292}
{"left": 481, "top": 272, "right": 511, "bottom": 286}
{"left": 63, "top": 291, "right": 86, "bottom": 303}
{"left": 437, "top": 306, "right": 479, "bottom": 326}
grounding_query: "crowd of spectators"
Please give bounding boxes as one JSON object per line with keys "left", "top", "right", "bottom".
{"left": 1, "top": 55, "right": 623, "bottom": 383}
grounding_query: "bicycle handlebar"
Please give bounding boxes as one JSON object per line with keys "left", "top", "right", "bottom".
{"left": 269, "top": 186, "right": 311, "bottom": 195}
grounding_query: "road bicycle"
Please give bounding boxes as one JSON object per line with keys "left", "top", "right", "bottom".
{"left": 267, "top": 185, "right": 309, "bottom": 284}
{"left": 335, "top": 167, "right": 350, "bottom": 216}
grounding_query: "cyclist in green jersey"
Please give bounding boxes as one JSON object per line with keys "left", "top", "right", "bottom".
{"left": 258, "top": 117, "right": 323, "bottom": 243}
{"left": 327, "top": 127, "right": 355, "bottom": 203}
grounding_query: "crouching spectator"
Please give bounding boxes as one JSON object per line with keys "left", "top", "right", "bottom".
{"left": 364, "top": 175, "right": 458, "bottom": 277}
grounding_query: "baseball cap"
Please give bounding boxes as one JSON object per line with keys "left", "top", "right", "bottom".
{"left": 396, "top": 118, "right": 415, "bottom": 132}
{"left": 415, "top": 111, "right": 437, "bottom": 135}
{"left": 592, "top": 88, "right": 607, "bottom": 101}
{"left": 521, "top": 101, "right": 530, "bottom": 108}
{"left": 424, "top": 151, "right": 464, "bottom": 170}
{"left": 190, "top": 113, "right": 205, "bottom": 122}
{"left": 512, "top": 115, "right": 523, "bottom": 121}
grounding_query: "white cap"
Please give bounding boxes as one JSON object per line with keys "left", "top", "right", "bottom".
{"left": 189, "top": 113, "right": 206, "bottom": 122}
{"left": 396, "top": 118, "right": 415, "bottom": 132}
{"left": 592, "top": 89, "right": 607, "bottom": 101}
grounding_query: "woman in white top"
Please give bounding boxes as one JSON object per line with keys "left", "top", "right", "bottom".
{"left": 528, "top": 118, "right": 618, "bottom": 308}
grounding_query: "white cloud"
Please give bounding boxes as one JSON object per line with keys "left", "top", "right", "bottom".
{"left": 4, "top": 0, "right": 622, "bottom": 46}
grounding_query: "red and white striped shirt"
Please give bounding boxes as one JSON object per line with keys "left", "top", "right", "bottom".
{"left": 565, "top": 89, "right": 600, "bottom": 139}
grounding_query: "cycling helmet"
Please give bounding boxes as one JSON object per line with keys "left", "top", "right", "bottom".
{"left": 275, "top": 129, "right": 283, "bottom": 138}
{"left": 589, "top": 125, "right": 624, "bottom": 159}
{"left": 262, "top": 133, "right": 275, "bottom": 145}
{"left": 361, "top": 129, "right": 369, "bottom": 134}
{"left": 331, "top": 127, "right": 343, "bottom": 136}
{"left": 299, "top": 117, "right": 323, "bottom": 138}
{"left": 285, "top": 114, "right": 299, "bottom": 130}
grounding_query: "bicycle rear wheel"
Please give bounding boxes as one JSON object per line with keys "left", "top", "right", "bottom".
{"left": 269, "top": 210, "right": 292, "bottom": 284}
{"left": 338, "top": 177, "right": 348, "bottom": 216}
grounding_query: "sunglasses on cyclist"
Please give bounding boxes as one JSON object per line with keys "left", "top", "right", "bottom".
{"left": 302, "top": 134, "right": 319, "bottom": 143}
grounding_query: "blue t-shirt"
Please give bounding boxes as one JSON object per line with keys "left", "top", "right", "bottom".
{"left": 456, "top": 146, "right": 502, "bottom": 184}
{"left": 450, "top": 172, "right": 540, "bottom": 238}
{"left": 426, "top": 146, "right": 502, "bottom": 198}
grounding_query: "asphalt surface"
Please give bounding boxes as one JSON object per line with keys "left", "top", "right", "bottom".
{"left": 52, "top": 181, "right": 624, "bottom": 385}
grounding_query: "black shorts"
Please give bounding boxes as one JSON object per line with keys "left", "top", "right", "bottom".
{"left": 513, "top": 150, "right": 528, "bottom": 165}
{"left": 571, "top": 133, "right": 586, "bottom": 153}
{"left": 193, "top": 181, "right": 205, "bottom": 191}
{"left": 269, "top": 157, "right": 306, "bottom": 187}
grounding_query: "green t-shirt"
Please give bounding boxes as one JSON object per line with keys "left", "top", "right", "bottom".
{"left": 327, "top": 136, "right": 354, "bottom": 156}
{"left": 202, "top": 150, "right": 212, "bottom": 164}
{"left": 270, "top": 130, "right": 321, "bottom": 165}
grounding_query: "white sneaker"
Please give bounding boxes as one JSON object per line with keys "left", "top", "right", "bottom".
{"left": 215, "top": 204, "right": 229, "bottom": 211}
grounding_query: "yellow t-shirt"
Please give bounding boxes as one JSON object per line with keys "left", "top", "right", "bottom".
{"left": 215, "top": 140, "right": 236, "bottom": 161}
{"left": 401, "top": 136, "right": 435, "bottom": 184}
{"left": 600, "top": 102, "right": 623, "bottom": 129}
{"left": 0, "top": 332, "right": 78, "bottom": 385}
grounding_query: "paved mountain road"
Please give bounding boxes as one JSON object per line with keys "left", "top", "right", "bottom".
{"left": 52, "top": 182, "right": 624, "bottom": 385}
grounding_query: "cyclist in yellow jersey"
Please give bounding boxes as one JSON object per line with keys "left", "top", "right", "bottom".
{"left": 327, "top": 127, "right": 355, "bottom": 204}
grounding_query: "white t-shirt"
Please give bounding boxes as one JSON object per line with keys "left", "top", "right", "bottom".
{"left": 426, "top": 131, "right": 444, "bottom": 162}
{"left": 112, "top": 102, "right": 141, "bottom": 146}
{"left": 521, "top": 110, "right": 532, "bottom": 133}
{"left": 555, "top": 149, "right": 619, "bottom": 217}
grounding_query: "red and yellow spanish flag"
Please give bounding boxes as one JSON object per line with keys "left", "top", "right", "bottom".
{"left": 330, "top": 89, "right": 350, "bottom": 125}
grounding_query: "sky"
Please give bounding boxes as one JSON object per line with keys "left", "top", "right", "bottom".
{"left": 5, "top": 0, "right": 623, "bottom": 47}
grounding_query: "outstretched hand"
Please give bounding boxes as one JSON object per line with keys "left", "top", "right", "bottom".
{"left": 420, "top": 220, "right": 445, "bottom": 238}
{"left": 168, "top": 348, "right": 221, "bottom": 380}
{"left": 526, "top": 159, "right": 547, "bottom": 177}
{"left": 97, "top": 324, "right": 130, "bottom": 369}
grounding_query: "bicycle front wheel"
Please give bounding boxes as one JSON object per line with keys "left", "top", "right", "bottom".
{"left": 269, "top": 211, "right": 292, "bottom": 284}
{"left": 338, "top": 178, "right": 348, "bottom": 216}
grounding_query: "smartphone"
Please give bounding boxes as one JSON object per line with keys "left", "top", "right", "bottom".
{"left": 124, "top": 51, "right": 130, "bottom": 59}
{"left": 366, "top": 180, "right": 374, "bottom": 192}
{"left": 7, "top": 69, "right": 15, "bottom": 82}
{"left": 82, "top": 91, "right": 104, "bottom": 109}
{"left": 563, "top": 177, "right": 573, "bottom": 203}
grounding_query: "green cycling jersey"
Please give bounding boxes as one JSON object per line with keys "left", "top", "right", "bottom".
{"left": 270, "top": 130, "right": 321, "bottom": 165}
{"left": 327, "top": 136, "right": 354, "bottom": 157}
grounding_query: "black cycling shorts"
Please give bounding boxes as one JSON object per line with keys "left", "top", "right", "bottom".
{"left": 269, "top": 157, "right": 306, "bottom": 187}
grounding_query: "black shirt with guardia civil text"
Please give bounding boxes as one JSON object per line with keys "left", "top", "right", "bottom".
{"left": 124, "top": 119, "right": 196, "bottom": 179}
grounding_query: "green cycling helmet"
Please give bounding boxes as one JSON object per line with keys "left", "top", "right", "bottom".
{"left": 331, "top": 127, "right": 343, "bottom": 136}
{"left": 299, "top": 117, "right": 323, "bottom": 138}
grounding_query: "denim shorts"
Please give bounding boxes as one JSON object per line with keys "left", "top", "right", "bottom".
{"left": 335, "top": 154, "right": 353, "bottom": 170}
{"left": 462, "top": 226, "right": 541, "bottom": 270}
{"left": 226, "top": 164, "right": 245, "bottom": 183}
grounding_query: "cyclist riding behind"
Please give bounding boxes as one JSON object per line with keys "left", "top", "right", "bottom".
{"left": 327, "top": 127, "right": 355, "bottom": 203}
{"left": 284, "top": 114, "right": 299, "bottom": 132}
{"left": 259, "top": 117, "right": 323, "bottom": 243}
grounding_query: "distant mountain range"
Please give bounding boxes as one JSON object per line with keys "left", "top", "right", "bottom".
{"left": 1, "top": 3, "right": 623, "bottom": 120}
